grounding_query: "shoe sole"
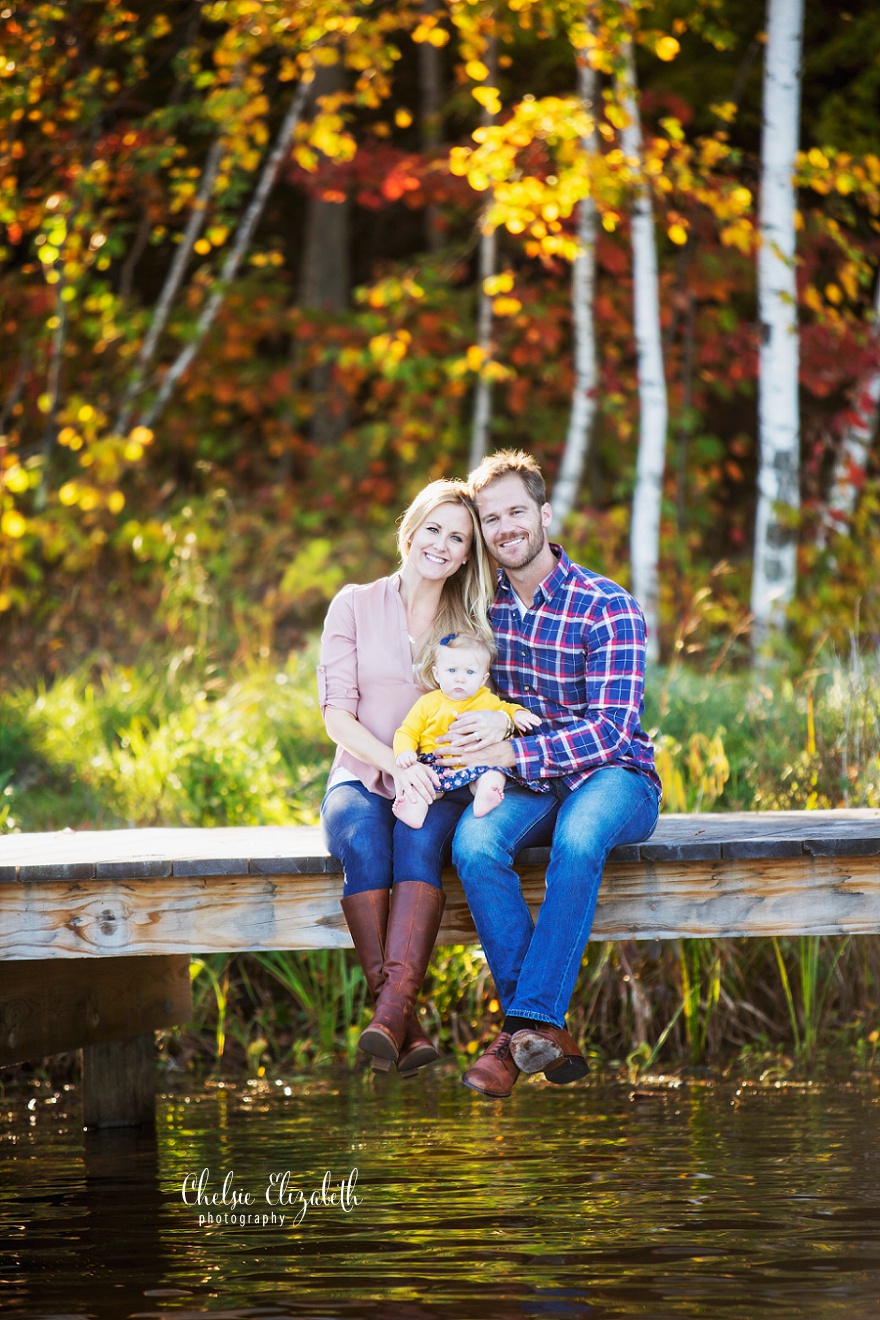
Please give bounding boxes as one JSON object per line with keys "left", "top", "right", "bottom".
{"left": 461, "top": 1074, "right": 513, "bottom": 1099}
{"left": 397, "top": 1043, "right": 439, "bottom": 1078}
{"left": 359, "top": 1024, "right": 399, "bottom": 1062}
{"left": 543, "top": 1056, "right": 590, "bottom": 1084}
{"left": 510, "top": 1033, "right": 589, "bottom": 1084}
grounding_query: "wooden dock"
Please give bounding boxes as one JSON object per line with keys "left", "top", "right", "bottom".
{"left": 2, "top": 810, "right": 879, "bottom": 1125}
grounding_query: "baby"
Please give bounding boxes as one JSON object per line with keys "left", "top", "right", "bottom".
{"left": 392, "top": 632, "right": 540, "bottom": 828}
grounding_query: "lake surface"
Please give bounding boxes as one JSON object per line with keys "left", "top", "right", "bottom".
{"left": 2, "top": 1071, "right": 879, "bottom": 1318}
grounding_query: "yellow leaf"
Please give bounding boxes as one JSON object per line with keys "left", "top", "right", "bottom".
{"left": 58, "top": 482, "right": 79, "bottom": 506}
{"left": 667, "top": 223, "right": 688, "bottom": 245}
{"left": 465, "top": 60, "right": 490, "bottom": 82}
{"left": 825, "top": 282, "right": 843, "bottom": 304}
{"left": 129, "top": 426, "right": 154, "bottom": 446}
{"left": 4, "top": 467, "right": 29, "bottom": 493}
{"left": 472, "top": 86, "right": 501, "bottom": 114}
{"left": 394, "top": 108, "right": 413, "bottom": 128}
{"left": 466, "top": 345, "right": 484, "bottom": 371}
{"left": 451, "top": 149, "right": 472, "bottom": 178}
{"left": 124, "top": 440, "right": 144, "bottom": 462}
{"left": 655, "top": 36, "right": 680, "bottom": 62}
{"left": 483, "top": 272, "right": 514, "bottom": 295}
{"left": 0, "top": 509, "right": 26, "bottom": 539}
{"left": 107, "top": 491, "right": 125, "bottom": 514}
{"left": 427, "top": 28, "right": 449, "bottom": 47}
{"left": 492, "top": 296, "right": 522, "bottom": 316}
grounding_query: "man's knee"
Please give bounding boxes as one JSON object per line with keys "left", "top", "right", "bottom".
{"left": 452, "top": 812, "right": 513, "bottom": 878}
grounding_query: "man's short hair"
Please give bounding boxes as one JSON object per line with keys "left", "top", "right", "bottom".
{"left": 468, "top": 449, "right": 547, "bottom": 509}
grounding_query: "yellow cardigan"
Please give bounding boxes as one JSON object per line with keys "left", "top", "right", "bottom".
{"left": 393, "top": 687, "right": 527, "bottom": 759}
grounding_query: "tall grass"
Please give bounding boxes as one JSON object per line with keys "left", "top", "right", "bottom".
{"left": 4, "top": 642, "right": 880, "bottom": 1077}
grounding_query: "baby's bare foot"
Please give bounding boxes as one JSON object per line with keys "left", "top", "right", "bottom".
{"left": 472, "top": 772, "right": 506, "bottom": 818}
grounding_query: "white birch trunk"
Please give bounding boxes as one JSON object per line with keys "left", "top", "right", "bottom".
{"left": 468, "top": 37, "right": 498, "bottom": 470}
{"left": 824, "top": 274, "right": 880, "bottom": 539}
{"left": 469, "top": 224, "right": 496, "bottom": 469}
{"left": 550, "top": 55, "right": 599, "bottom": 536}
{"left": 114, "top": 132, "right": 225, "bottom": 436}
{"left": 750, "top": 0, "right": 804, "bottom": 654}
{"left": 620, "top": 40, "right": 667, "bottom": 663}
{"left": 135, "top": 77, "right": 313, "bottom": 433}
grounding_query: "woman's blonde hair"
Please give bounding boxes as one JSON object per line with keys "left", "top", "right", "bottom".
{"left": 397, "top": 479, "right": 495, "bottom": 685}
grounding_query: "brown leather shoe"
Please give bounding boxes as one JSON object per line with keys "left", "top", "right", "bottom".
{"left": 509, "top": 1023, "right": 589, "bottom": 1084}
{"left": 462, "top": 1031, "right": 520, "bottom": 1098}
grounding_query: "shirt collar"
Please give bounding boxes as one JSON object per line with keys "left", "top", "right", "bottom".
{"left": 497, "top": 543, "right": 571, "bottom": 609}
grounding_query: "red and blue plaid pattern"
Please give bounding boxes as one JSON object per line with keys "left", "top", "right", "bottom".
{"left": 490, "top": 545, "right": 661, "bottom": 797}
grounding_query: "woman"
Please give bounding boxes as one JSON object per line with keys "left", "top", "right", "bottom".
{"left": 318, "top": 479, "right": 500, "bottom": 1076}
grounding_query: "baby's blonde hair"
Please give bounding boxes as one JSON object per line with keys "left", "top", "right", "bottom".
{"left": 425, "top": 631, "right": 496, "bottom": 692}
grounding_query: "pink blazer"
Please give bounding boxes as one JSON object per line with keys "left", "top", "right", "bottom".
{"left": 318, "top": 575, "right": 424, "bottom": 800}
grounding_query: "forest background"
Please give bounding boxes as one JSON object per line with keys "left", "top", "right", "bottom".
{"left": 3, "top": 0, "right": 880, "bottom": 1080}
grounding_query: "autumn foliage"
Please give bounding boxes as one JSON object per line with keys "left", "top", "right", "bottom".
{"left": 2, "top": 0, "right": 880, "bottom": 674}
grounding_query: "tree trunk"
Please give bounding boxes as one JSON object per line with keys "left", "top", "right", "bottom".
{"left": 750, "top": 0, "right": 804, "bottom": 656}
{"left": 823, "top": 274, "right": 880, "bottom": 540}
{"left": 468, "top": 36, "right": 499, "bottom": 471}
{"left": 299, "top": 63, "right": 352, "bottom": 455}
{"left": 620, "top": 39, "right": 667, "bottom": 664}
{"left": 419, "top": 0, "right": 444, "bottom": 254}
{"left": 114, "top": 130, "right": 226, "bottom": 435}
{"left": 135, "top": 76, "right": 313, "bottom": 433}
{"left": 551, "top": 54, "right": 599, "bottom": 535}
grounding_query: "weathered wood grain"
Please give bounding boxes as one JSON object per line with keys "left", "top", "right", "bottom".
{"left": 0, "top": 954, "right": 191, "bottom": 1065}
{"left": 1, "top": 853, "right": 878, "bottom": 960}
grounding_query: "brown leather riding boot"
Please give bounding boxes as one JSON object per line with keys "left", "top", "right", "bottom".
{"left": 358, "top": 881, "right": 446, "bottom": 1067}
{"left": 340, "top": 888, "right": 439, "bottom": 1077}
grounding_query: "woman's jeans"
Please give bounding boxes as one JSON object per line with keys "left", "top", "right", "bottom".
{"left": 452, "top": 767, "right": 660, "bottom": 1028}
{"left": 321, "top": 780, "right": 473, "bottom": 895}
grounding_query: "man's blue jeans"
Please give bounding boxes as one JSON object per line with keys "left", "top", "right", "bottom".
{"left": 452, "top": 768, "right": 660, "bottom": 1027}
{"left": 321, "top": 780, "right": 473, "bottom": 895}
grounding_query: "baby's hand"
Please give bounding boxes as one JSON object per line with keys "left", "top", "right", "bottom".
{"left": 395, "top": 750, "right": 418, "bottom": 768}
{"left": 513, "top": 709, "right": 541, "bottom": 733}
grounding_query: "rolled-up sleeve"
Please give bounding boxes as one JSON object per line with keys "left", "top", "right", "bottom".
{"left": 317, "top": 587, "right": 360, "bottom": 715}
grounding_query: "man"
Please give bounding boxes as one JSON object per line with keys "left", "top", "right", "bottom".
{"left": 439, "top": 450, "right": 661, "bottom": 1098}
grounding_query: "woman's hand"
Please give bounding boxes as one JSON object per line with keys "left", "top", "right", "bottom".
{"left": 393, "top": 758, "right": 442, "bottom": 806}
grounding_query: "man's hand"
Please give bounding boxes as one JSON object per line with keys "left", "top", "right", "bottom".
{"left": 436, "top": 707, "right": 510, "bottom": 757}
{"left": 434, "top": 739, "right": 517, "bottom": 770}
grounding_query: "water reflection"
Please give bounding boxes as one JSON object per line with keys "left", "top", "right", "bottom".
{"left": 1, "top": 1074, "right": 879, "bottom": 1318}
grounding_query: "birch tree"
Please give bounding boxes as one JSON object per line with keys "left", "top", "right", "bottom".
{"left": 551, "top": 51, "right": 600, "bottom": 535}
{"left": 619, "top": 38, "right": 667, "bottom": 663}
{"left": 824, "top": 274, "right": 880, "bottom": 540}
{"left": 468, "top": 36, "right": 499, "bottom": 470}
{"left": 750, "top": 0, "right": 804, "bottom": 655}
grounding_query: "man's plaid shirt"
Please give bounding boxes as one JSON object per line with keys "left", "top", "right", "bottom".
{"left": 490, "top": 544, "right": 661, "bottom": 798}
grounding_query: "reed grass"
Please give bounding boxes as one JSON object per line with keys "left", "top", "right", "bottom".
{"left": 3, "top": 641, "right": 880, "bottom": 1077}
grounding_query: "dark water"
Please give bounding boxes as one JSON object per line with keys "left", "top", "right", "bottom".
{"left": 2, "top": 1072, "right": 880, "bottom": 1318}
